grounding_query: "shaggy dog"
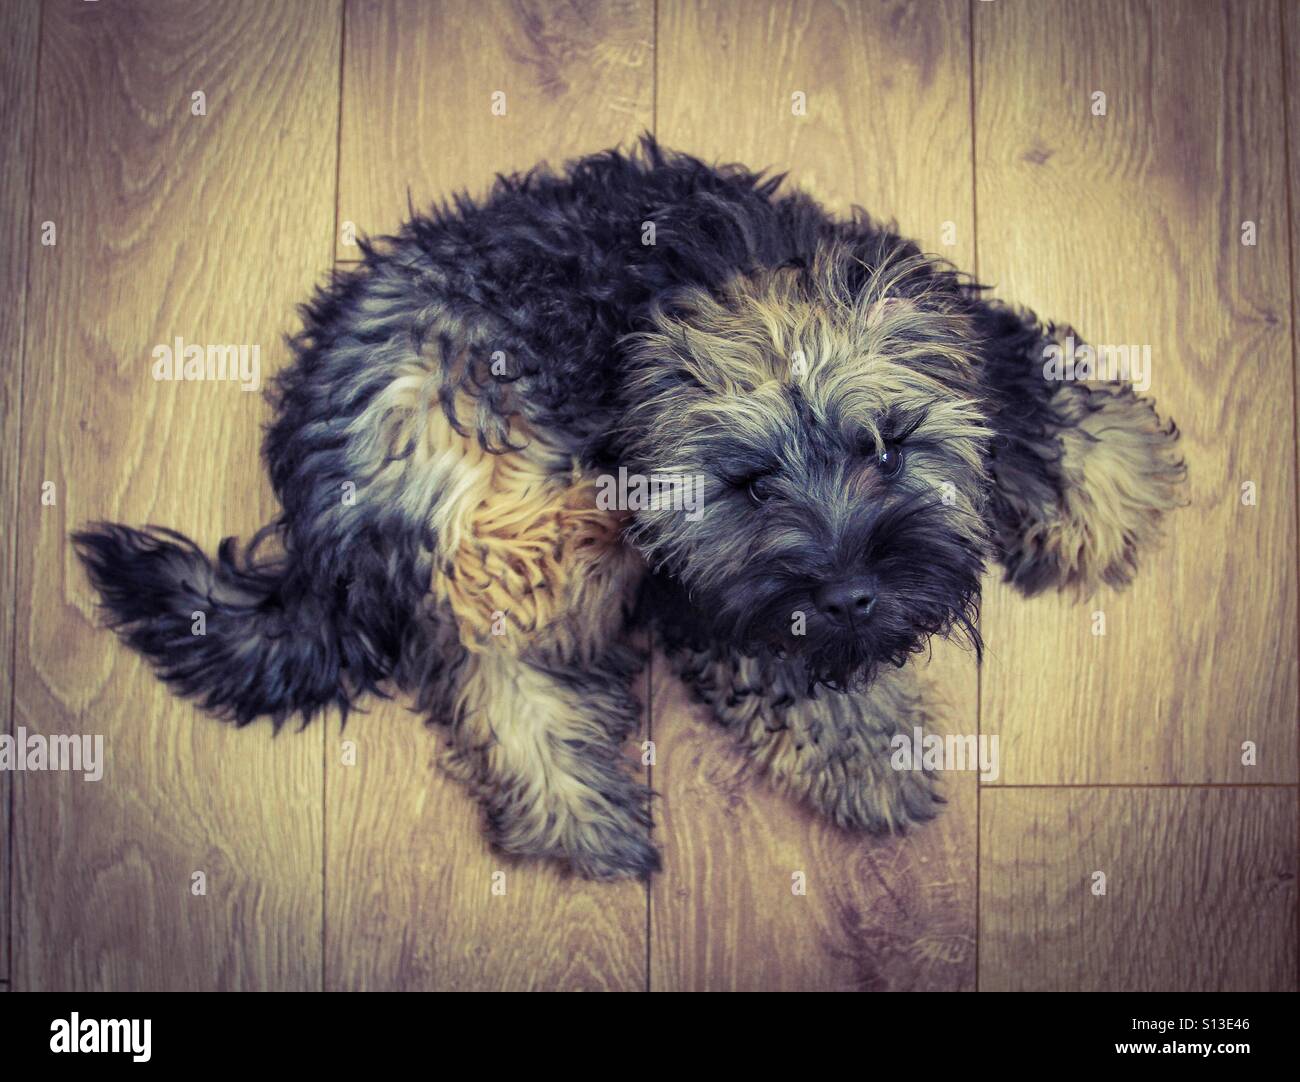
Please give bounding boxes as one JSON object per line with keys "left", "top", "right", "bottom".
{"left": 75, "top": 140, "right": 1185, "bottom": 878}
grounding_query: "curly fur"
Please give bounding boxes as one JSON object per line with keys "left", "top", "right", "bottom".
{"left": 74, "top": 138, "right": 1185, "bottom": 878}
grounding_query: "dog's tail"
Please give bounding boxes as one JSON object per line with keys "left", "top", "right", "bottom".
{"left": 73, "top": 522, "right": 375, "bottom": 728}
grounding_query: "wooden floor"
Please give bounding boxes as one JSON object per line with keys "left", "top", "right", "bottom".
{"left": 1, "top": 0, "right": 1296, "bottom": 991}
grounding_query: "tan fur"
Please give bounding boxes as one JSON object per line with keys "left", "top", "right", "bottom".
{"left": 1030, "top": 380, "right": 1185, "bottom": 595}
{"left": 348, "top": 334, "right": 642, "bottom": 659}
{"left": 626, "top": 251, "right": 989, "bottom": 464}
{"left": 439, "top": 466, "right": 629, "bottom": 648}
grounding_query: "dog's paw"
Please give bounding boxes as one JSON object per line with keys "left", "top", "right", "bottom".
{"left": 485, "top": 780, "right": 661, "bottom": 880}
{"left": 762, "top": 723, "right": 946, "bottom": 835}
{"left": 819, "top": 754, "right": 944, "bottom": 835}
{"left": 555, "top": 780, "right": 661, "bottom": 880}
{"left": 564, "top": 817, "right": 662, "bottom": 881}
{"left": 1004, "top": 379, "right": 1186, "bottom": 598}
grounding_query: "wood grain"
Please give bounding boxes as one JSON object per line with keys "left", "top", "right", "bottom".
{"left": 0, "top": 0, "right": 41, "bottom": 983}
{"left": 974, "top": 0, "right": 1298, "bottom": 784}
{"left": 325, "top": 0, "right": 653, "bottom": 991}
{"left": 336, "top": 0, "right": 653, "bottom": 259}
{"left": 980, "top": 786, "right": 1296, "bottom": 991}
{"left": 12, "top": 0, "right": 340, "bottom": 990}
{"left": 649, "top": 0, "right": 978, "bottom": 992}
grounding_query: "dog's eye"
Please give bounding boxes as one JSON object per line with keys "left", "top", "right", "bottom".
{"left": 877, "top": 443, "right": 904, "bottom": 478}
{"left": 747, "top": 475, "right": 775, "bottom": 504}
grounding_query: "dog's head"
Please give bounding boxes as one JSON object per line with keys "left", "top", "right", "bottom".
{"left": 622, "top": 236, "right": 993, "bottom": 688}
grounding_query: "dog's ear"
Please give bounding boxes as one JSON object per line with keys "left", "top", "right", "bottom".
{"left": 973, "top": 299, "right": 1186, "bottom": 597}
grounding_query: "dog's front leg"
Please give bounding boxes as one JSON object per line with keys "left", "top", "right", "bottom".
{"left": 971, "top": 299, "right": 1186, "bottom": 597}
{"left": 667, "top": 643, "right": 942, "bottom": 832}
{"left": 441, "top": 643, "right": 658, "bottom": 879}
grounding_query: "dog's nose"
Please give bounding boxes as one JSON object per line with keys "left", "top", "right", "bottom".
{"left": 813, "top": 577, "right": 877, "bottom": 625}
